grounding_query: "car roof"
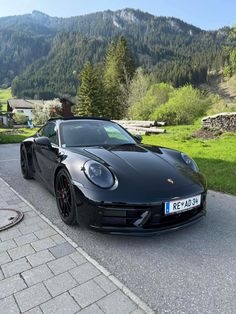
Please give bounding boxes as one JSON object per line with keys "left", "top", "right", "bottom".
{"left": 48, "top": 116, "right": 112, "bottom": 124}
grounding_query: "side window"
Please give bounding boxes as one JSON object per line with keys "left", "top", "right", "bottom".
{"left": 38, "top": 123, "right": 58, "bottom": 145}
{"left": 38, "top": 125, "right": 47, "bottom": 137}
{"left": 48, "top": 123, "right": 58, "bottom": 145}
{"left": 37, "top": 125, "right": 46, "bottom": 136}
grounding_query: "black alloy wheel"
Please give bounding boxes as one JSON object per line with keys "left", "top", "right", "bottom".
{"left": 55, "top": 169, "right": 77, "bottom": 225}
{"left": 20, "top": 146, "right": 33, "bottom": 179}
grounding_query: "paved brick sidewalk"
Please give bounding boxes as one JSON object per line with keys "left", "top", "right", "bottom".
{"left": 0, "top": 178, "right": 152, "bottom": 314}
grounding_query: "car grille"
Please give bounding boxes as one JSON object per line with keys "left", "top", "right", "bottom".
{"left": 101, "top": 207, "right": 150, "bottom": 227}
{"left": 99, "top": 193, "right": 206, "bottom": 229}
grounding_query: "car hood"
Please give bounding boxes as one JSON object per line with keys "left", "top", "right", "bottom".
{"left": 82, "top": 145, "right": 202, "bottom": 191}
{"left": 66, "top": 144, "right": 205, "bottom": 203}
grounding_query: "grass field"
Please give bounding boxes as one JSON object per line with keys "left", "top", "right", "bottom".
{"left": 142, "top": 124, "right": 236, "bottom": 195}
{"left": 0, "top": 88, "right": 12, "bottom": 111}
{"left": 0, "top": 128, "right": 36, "bottom": 144}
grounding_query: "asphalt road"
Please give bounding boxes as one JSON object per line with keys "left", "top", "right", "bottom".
{"left": 0, "top": 143, "right": 236, "bottom": 313}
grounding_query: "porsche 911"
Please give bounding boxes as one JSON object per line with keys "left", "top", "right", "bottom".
{"left": 20, "top": 117, "right": 207, "bottom": 235}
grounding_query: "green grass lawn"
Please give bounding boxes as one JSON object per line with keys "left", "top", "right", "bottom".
{"left": 0, "top": 88, "right": 12, "bottom": 111}
{"left": 142, "top": 124, "right": 236, "bottom": 195}
{"left": 0, "top": 128, "right": 37, "bottom": 144}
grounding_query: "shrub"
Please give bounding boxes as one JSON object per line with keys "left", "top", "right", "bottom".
{"left": 223, "top": 65, "right": 232, "bottom": 78}
{"left": 33, "top": 100, "right": 62, "bottom": 125}
{"left": 128, "top": 68, "right": 152, "bottom": 119}
{"left": 131, "top": 83, "right": 174, "bottom": 120}
{"left": 152, "top": 85, "right": 212, "bottom": 125}
{"left": 225, "top": 50, "right": 236, "bottom": 77}
{"left": 14, "top": 113, "right": 28, "bottom": 125}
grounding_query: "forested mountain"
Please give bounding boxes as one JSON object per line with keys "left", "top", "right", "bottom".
{"left": 12, "top": 33, "right": 108, "bottom": 98}
{"left": 0, "top": 30, "right": 51, "bottom": 87}
{"left": 0, "top": 9, "right": 232, "bottom": 97}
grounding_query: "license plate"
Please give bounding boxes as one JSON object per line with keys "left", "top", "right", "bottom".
{"left": 165, "top": 195, "right": 201, "bottom": 215}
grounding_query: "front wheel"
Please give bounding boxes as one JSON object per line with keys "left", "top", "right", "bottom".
{"left": 20, "top": 146, "right": 33, "bottom": 179}
{"left": 55, "top": 169, "right": 77, "bottom": 225}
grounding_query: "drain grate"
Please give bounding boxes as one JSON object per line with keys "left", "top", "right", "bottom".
{"left": 0, "top": 209, "right": 24, "bottom": 231}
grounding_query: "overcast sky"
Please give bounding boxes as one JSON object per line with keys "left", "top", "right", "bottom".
{"left": 0, "top": 0, "right": 235, "bottom": 30}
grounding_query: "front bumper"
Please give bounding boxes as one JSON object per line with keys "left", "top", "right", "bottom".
{"left": 74, "top": 187, "right": 207, "bottom": 235}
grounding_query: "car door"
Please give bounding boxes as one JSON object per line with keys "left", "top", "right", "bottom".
{"left": 34, "top": 122, "right": 60, "bottom": 187}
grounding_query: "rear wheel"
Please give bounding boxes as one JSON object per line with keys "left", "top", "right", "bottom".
{"left": 20, "top": 146, "right": 33, "bottom": 179}
{"left": 55, "top": 169, "right": 77, "bottom": 225}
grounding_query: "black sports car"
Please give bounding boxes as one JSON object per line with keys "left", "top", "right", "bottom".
{"left": 20, "top": 117, "right": 207, "bottom": 235}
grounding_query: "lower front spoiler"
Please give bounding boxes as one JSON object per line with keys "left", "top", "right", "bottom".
{"left": 89, "top": 209, "right": 206, "bottom": 236}
{"left": 73, "top": 186, "right": 207, "bottom": 236}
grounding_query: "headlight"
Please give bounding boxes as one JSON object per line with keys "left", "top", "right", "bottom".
{"left": 181, "top": 153, "right": 199, "bottom": 172}
{"left": 83, "top": 160, "right": 115, "bottom": 188}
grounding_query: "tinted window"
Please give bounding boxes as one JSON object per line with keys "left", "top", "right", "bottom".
{"left": 38, "top": 122, "right": 58, "bottom": 145}
{"left": 60, "top": 120, "right": 135, "bottom": 147}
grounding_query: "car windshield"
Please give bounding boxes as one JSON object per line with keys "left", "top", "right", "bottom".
{"left": 60, "top": 120, "right": 136, "bottom": 147}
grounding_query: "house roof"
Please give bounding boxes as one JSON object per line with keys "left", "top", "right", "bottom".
{"left": 7, "top": 99, "right": 61, "bottom": 110}
{"left": 7, "top": 99, "right": 45, "bottom": 109}
{"left": 59, "top": 95, "right": 76, "bottom": 106}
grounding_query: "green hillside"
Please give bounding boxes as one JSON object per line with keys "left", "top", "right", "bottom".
{"left": 0, "top": 88, "right": 12, "bottom": 111}
{"left": 0, "top": 9, "right": 231, "bottom": 98}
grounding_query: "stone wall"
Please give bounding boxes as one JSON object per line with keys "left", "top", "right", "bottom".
{"left": 201, "top": 112, "right": 236, "bottom": 132}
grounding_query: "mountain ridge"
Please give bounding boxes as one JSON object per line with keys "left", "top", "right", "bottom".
{"left": 0, "top": 8, "right": 231, "bottom": 96}
{"left": 0, "top": 8, "right": 206, "bottom": 33}
{"left": 0, "top": 8, "right": 227, "bottom": 32}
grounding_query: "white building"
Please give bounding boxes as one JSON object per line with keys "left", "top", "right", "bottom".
{"left": 7, "top": 99, "right": 45, "bottom": 121}
{"left": 7, "top": 98, "right": 70, "bottom": 124}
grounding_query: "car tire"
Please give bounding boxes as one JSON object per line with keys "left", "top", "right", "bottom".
{"left": 55, "top": 168, "right": 77, "bottom": 225}
{"left": 20, "top": 146, "right": 33, "bottom": 179}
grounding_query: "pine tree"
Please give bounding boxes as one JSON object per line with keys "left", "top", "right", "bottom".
{"left": 75, "top": 62, "right": 103, "bottom": 117}
{"left": 116, "top": 36, "right": 135, "bottom": 86}
{"left": 103, "top": 43, "right": 122, "bottom": 119}
{"left": 93, "top": 64, "right": 105, "bottom": 117}
{"left": 103, "top": 37, "right": 135, "bottom": 119}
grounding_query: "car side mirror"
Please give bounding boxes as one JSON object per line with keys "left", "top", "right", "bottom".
{"left": 133, "top": 134, "right": 142, "bottom": 144}
{"left": 34, "top": 137, "right": 52, "bottom": 150}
